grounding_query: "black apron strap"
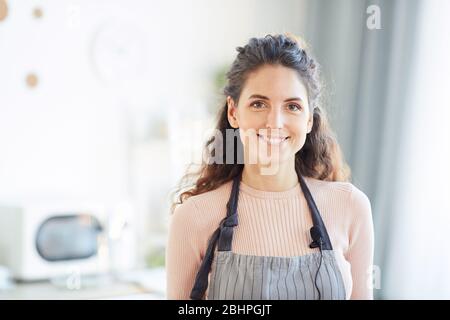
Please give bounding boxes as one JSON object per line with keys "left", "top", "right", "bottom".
{"left": 217, "top": 173, "right": 241, "bottom": 251}
{"left": 189, "top": 226, "right": 221, "bottom": 300}
{"left": 189, "top": 173, "right": 241, "bottom": 300}
{"left": 298, "top": 175, "right": 333, "bottom": 250}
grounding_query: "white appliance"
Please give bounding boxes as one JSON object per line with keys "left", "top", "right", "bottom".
{"left": 0, "top": 201, "right": 136, "bottom": 281}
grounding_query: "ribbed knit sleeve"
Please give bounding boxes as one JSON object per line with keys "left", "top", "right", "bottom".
{"left": 165, "top": 199, "right": 205, "bottom": 300}
{"left": 345, "top": 185, "right": 374, "bottom": 299}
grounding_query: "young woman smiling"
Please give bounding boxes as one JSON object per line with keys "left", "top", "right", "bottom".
{"left": 166, "top": 34, "right": 374, "bottom": 300}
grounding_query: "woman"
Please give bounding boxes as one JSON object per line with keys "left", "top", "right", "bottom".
{"left": 166, "top": 34, "right": 374, "bottom": 300}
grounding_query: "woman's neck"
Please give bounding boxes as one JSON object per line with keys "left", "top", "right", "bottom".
{"left": 241, "top": 160, "right": 299, "bottom": 192}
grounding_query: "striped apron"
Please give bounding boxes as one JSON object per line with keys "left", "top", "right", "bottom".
{"left": 190, "top": 173, "right": 347, "bottom": 300}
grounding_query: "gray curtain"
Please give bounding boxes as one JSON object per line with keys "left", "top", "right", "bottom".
{"left": 301, "top": 0, "right": 421, "bottom": 299}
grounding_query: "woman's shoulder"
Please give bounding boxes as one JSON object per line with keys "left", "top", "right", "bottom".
{"left": 304, "top": 175, "right": 353, "bottom": 193}
{"left": 178, "top": 180, "right": 233, "bottom": 214}
{"left": 171, "top": 180, "right": 233, "bottom": 230}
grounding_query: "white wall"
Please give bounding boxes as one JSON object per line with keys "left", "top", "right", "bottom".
{"left": 383, "top": 0, "right": 450, "bottom": 299}
{"left": 0, "top": 0, "right": 307, "bottom": 266}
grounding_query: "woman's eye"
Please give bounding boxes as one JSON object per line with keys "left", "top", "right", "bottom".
{"left": 287, "top": 103, "right": 301, "bottom": 112}
{"left": 250, "top": 101, "right": 266, "bottom": 109}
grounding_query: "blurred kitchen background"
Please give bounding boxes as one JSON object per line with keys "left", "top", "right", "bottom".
{"left": 0, "top": 0, "right": 449, "bottom": 299}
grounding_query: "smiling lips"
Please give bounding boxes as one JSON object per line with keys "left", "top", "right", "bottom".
{"left": 257, "top": 133, "right": 290, "bottom": 145}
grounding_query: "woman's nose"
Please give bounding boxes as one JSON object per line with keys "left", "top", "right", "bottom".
{"left": 266, "top": 106, "right": 284, "bottom": 129}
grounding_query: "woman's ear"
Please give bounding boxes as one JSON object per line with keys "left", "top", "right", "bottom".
{"left": 227, "top": 96, "right": 239, "bottom": 128}
{"left": 307, "top": 112, "right": 314, "bottom": 134}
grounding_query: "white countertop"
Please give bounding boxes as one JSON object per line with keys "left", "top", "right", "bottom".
{"left": 0, "top": 268, "right": 166, "bottom": 300}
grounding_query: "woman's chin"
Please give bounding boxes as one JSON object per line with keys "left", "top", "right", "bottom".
{"left": 245, "top": 152, "right": 294, "bottom": 166}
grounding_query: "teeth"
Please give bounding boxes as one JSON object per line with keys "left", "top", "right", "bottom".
{"left": 258, "top": 134, "right": 288, "bottom": 145}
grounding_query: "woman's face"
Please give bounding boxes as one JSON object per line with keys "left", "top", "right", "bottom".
{"left": 227, "top": 64, "right": 313, "bottom": 166}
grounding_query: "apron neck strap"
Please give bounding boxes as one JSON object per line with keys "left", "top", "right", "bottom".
{"left": 298, "top": 175, "right": 333, "bottom": 250}
{"left": 217, "top": 172, "right": 241, "bottom": 251}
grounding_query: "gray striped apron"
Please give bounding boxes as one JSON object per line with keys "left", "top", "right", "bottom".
{"left": 190, "top": 172, "right": 346, "bottom": 300}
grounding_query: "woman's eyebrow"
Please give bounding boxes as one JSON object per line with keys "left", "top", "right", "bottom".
{"left": 248, "top": 94, "right": 270, "bottom": 100}
{"left": 248, "top": 94, "right": 303, "bottom": 102}
{"left": 284, "top": 97, "right": 303, "bottom": 102}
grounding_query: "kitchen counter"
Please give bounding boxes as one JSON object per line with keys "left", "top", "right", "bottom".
{"left": 0, "top": 268, "right": 166, "bottom": 300}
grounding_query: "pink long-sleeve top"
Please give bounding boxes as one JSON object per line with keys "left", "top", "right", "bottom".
{"left": 165, "top": 176, "right": 374, "bottom": 300}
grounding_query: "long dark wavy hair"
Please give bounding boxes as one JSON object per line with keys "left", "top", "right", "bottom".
{"left": 171, "top": 33, "right": 350, "bottom": 213}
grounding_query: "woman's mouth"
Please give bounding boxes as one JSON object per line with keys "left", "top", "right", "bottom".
{"left": 257, "top": 134, "right": 290, "bottom": 145}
